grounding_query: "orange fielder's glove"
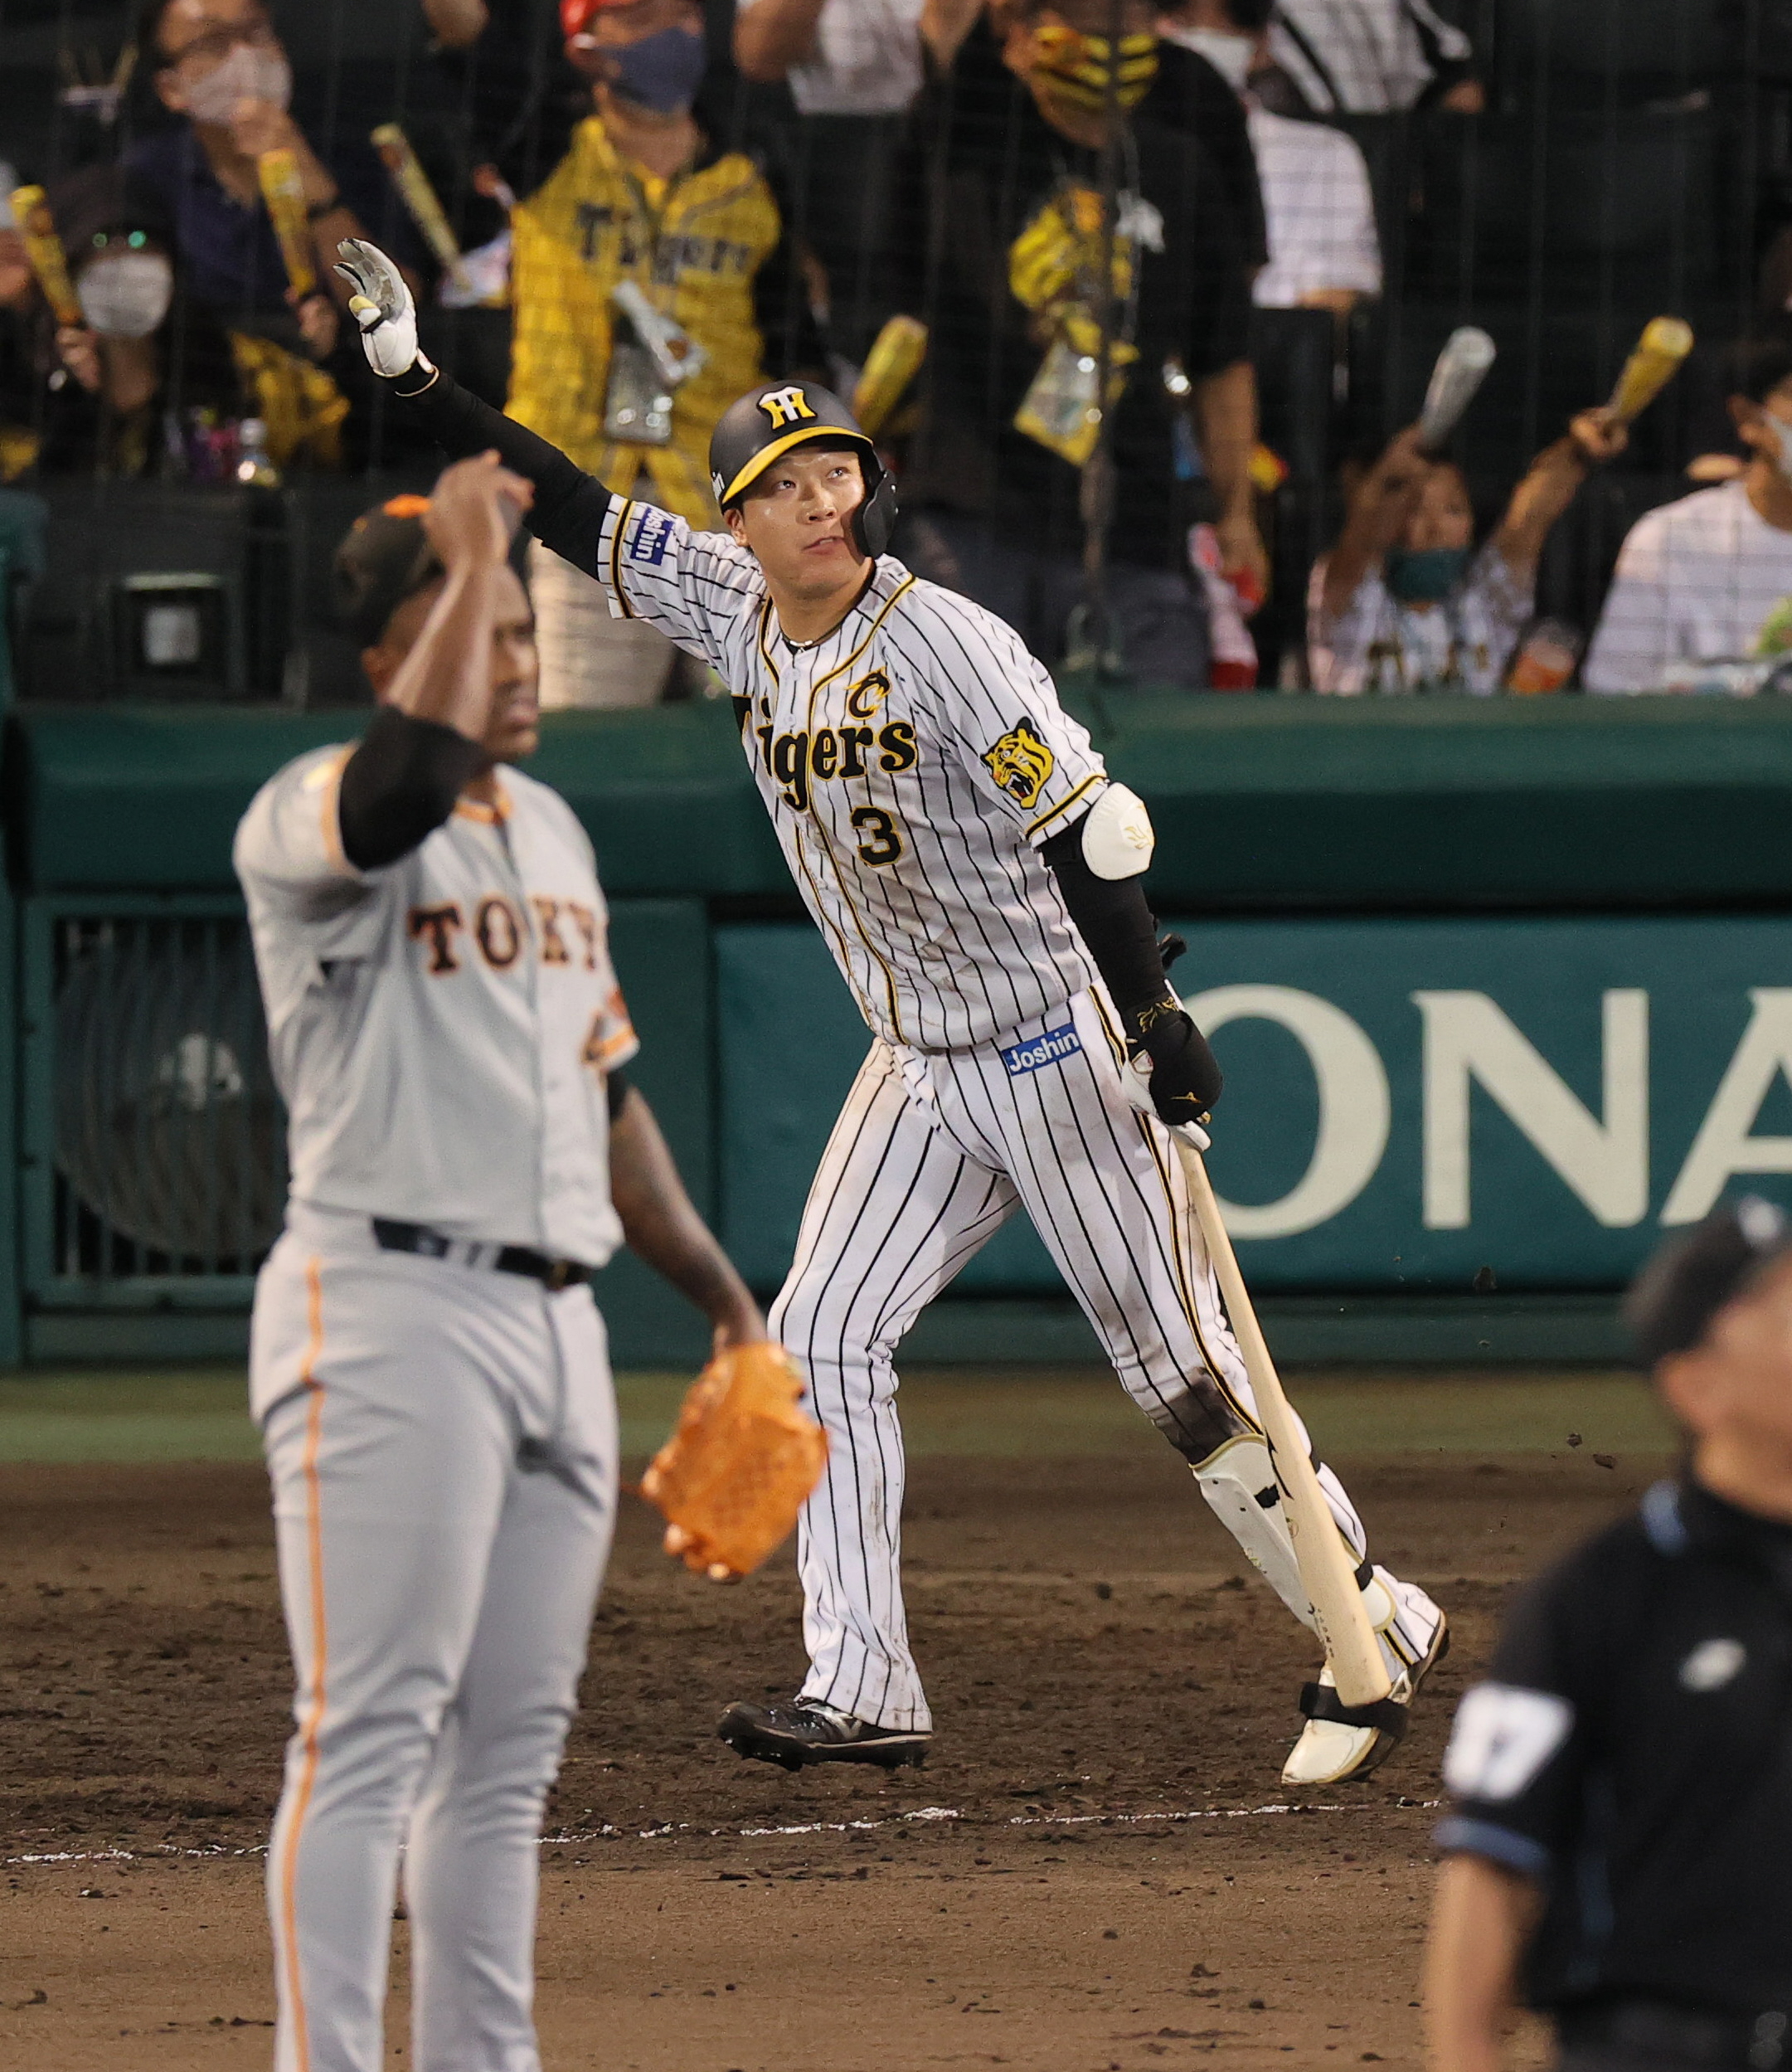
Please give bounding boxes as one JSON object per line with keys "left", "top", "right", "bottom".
{"left": 639, "top": 1342, "right": 828, "bottom": 1582}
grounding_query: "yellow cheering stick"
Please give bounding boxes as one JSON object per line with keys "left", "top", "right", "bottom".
{"left": 852, "top": 314, "right": 928, "bottom": 440}
{"left": 370, "top": 124, "right": 474, "bottom": 302}
{"left": 256, "top": 148, "right": 317, "bottom": 300}
{"left": 9, "top": 184, "right": 83, "bottom": 326}
{"left": 1606, "top": 316, "right": 1694, "bottom": 425}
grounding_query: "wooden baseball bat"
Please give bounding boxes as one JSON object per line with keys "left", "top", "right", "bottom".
{"left": 1173, "top": 1133, "right": 1391, "bottom": 1710}
{"left": 9, "top": 184, "right": 83, "bottom": 326}
{"left": 1606, "top": 316, "right": 1693, "bottom": 425}
{"left": 255, "top": 148, "right": 317, "bottom": 300}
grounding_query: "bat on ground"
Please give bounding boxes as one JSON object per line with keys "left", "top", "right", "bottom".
{"left": 1172, "top": 1132, "right": 1391, "bottom": 1713}
{"left": 1416, "top": 325, "right": 1497, "bottom": 454}
{"left": 255, "top": 149, "right": 318, "bottom": 300}
{"left": 9, "top": 184, "right": 83, "bottom": 327}
{"left": 371, "top": 124, "right": 474, "bottom": 302}
{"left": 1606, "top": 316, "right": 1693, "bottom": 425}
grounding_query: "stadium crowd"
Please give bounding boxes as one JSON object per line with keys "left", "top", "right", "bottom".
{"left": 2, "top": 0, "right": 1790, "bottom": 699}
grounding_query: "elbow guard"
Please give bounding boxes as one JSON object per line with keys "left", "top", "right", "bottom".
{"left": 1081, "top": 783, "right": 1154, "bottom": 880}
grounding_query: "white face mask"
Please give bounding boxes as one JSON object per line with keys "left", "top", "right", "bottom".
{"left": 180, "top": 42, "right": 293, "bottom": 125}
{"left": 76, "top": 250, "right": 175, "bottom": 338}
{"left": 1159, "top": 23, "right": 1255, "bottom": 91}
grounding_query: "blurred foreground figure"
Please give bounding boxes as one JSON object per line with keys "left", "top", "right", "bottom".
{"left": 1429, "top": 1200, "right": 1792, "bottom": 2072}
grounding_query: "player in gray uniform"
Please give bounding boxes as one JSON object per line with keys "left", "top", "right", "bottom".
{"left": 335, "top": 238, "right": 1446, "bottom": 1790}
{"left": 236, "top": 455, "right": 762, "bottom": 2072}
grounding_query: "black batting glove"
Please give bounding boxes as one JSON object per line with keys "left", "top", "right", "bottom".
{"left": 1130, "top": 993, "right": 1224, "bottom": 1129}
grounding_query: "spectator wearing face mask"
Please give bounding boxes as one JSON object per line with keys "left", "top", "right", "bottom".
{"left": 1160, "top": 0, "right": 1379, "bottom": 319}
{"left": 127, "top": 0, "right": 394, "bottom": 360}
{"left": 886, "top": 0, "right": 1265, "bottom": 689}
{"left": 4, "top": 164, "right": 240, "bottom": 478}
{"left": 1584, "top": 333, "right": 1792, "bottom": 696}
{"left": 1311, "top": 407, "right": 1626, "bottom": 694}
{"left": 423, "top": 0, "right": 822, "bottom": 708}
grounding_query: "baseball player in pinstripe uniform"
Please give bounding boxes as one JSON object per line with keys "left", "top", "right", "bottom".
{"left": 338, "top": 237, "right": 1447, "bottom": 1789}
{"left": 236, "top": 455, "right": 763, "bottom": 2072}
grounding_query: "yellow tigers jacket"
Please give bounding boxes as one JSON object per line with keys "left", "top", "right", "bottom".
{"left": 507, "top": 117, "right": 806, "bottom": 528}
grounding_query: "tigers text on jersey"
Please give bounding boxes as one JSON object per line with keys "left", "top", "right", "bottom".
{"left": 595, "top": 494, "right": 1109, "bottom": 1051}
{"left": 234, "top": 748, "right": 638, "bottom": 1262}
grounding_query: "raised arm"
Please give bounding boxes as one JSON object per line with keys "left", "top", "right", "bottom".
{"left": 733, "top": 0, "right": 828, "bottom": 81}
{"left": 335, "top": 238, "right": 614, "bottom": 576}
{"left": 1488, "top": 409, "right": 1627, "bottom": 578}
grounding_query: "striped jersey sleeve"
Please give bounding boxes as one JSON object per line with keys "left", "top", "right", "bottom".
{"left": 592, "top": 495, "right": 765, "bottom": 668}
{"left": 905, "top": 586, "right": 1109, "bottom": 844}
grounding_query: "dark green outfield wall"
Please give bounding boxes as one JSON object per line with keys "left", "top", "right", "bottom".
{"left": 19, "top": 693, "right": 1792, "bottom": 1364}
{"left": 22, "top": 692, "right": 1792, "bottom": 904}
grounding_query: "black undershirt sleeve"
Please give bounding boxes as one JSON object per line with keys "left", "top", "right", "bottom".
{"left": 605, "top": 1068, "right": 630, "bottom": 1122}
{"left": 1041, "top": 815, "right": 1173, "bottom": 1019}
{"left": 396, "top": 367, "right": 613, "bottom": 578}
{"left": 338, "top": 706, "right": 489, "bottom": 870}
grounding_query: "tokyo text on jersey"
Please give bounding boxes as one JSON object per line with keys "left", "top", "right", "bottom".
{"left": 236, "top": 745, "right": 638, "bottom": 1281}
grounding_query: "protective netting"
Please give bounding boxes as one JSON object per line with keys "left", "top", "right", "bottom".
{"left": 3, "top": 1, "right": 1791, "bottom": 696}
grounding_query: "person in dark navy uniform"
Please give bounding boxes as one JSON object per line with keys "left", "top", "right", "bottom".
{"left": 1427, "top": 1198, "right": 1792, "bottom": 2072}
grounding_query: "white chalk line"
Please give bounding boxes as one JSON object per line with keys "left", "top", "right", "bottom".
{"left": 6, "top": 1798, "right": 1440, "bottom": 1868}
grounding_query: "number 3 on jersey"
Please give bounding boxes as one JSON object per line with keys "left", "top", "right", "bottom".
{"left": 850, "top": 805, "right": 903, "bottom": 866}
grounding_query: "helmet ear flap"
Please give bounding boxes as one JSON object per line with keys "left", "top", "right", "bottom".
{"left": 852, "top": 460, "right": 898, "bottom": 560}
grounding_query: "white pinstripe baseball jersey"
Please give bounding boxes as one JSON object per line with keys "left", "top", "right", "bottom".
{"left": 594, "top": 495, "right": 1111, "bottom": 1051}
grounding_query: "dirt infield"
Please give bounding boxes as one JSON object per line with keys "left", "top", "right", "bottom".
{"left": 0, "top": 1374, "right": 1664, "bottom": 2070}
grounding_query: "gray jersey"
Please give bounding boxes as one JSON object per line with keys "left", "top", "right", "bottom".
{"left": 595, "top": 495, "right": 1110, "bottom": 1052}
{"left": 235, "top": 747, "right": 638, "bottom": 1262}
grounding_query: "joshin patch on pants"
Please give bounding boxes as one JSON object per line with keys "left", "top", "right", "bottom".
{"left": 1000, "top": 1023, "right": 1081, "bottom": 1076}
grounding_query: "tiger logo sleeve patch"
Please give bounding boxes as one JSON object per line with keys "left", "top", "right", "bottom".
{"left": 981, "top": 718, "right": 1056, "bottom": 810}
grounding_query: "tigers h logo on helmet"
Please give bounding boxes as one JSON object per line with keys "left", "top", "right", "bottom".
{"left": 759, "top": 385, "right": 817, "bottom": 430}
{"left": 709, "top": 379, "right": 899, "bottom": 560}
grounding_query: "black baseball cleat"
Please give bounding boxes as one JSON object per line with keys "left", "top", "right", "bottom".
{"left": 718, "top": 1699, "right": 930, "bottom": 1772}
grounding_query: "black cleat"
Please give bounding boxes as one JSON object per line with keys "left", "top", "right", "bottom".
{"left": 718, "top": 1699, "right": 930, "bottom": 1772}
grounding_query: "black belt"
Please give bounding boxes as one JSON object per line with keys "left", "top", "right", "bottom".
{"left": 1560, "top": 2000, "right": 1792, "bottom": 2070}
{"left": 371, "top": 1218, "right": 594, "bottom": 1292}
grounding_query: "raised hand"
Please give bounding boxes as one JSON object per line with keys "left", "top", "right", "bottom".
{"left": 422, "top": 450, "right": 534, "bottom": 572}
{"left": 333, "top": 237, "right": 424, "bottom": 381}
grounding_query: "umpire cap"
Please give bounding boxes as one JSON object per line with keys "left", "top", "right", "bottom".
{"left": 708, "top": 380, "right": 896, "bottom": 557}
{"left": 1624, "top": 1197, "right": 1792, "bottom": 1368}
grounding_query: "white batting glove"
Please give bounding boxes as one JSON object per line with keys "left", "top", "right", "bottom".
{"left": 333, "top": 238, "right": 430, "bottom": 382}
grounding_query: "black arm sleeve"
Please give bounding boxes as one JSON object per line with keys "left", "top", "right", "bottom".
{"left": 338, "top": 706, "right": 489, "bottom": 870}
{"left": 397, "top": 367, "right": 614, "bottom": 577}
{"left": 1042, "top": 815, "right": 1172, "bottom": 1019}
{"left": 605, "top": 1067, "right": 630, "bottom": 1121}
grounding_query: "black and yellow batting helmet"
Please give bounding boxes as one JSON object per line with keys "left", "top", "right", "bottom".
{"left": 708, "top": 380, "right": 898, "bottom": 558}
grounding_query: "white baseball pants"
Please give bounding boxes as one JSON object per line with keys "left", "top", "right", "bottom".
{"left": 770, "top": 990, "right": 1433, "bottom": 1734}
{"left": 252, "top": 1204, "right": 618, "bottom": 2072}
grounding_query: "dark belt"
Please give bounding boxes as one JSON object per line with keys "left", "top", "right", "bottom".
{"left": 1560, "top": 2000, "right": 1792, "bottom": 2071}
{"left": 371, "top": 1218, "right": 594, "bottom": 1293}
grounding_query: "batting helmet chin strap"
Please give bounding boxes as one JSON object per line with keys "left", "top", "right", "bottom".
{"left": 852, "top": 457, "right": 899, "bottom": 561}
